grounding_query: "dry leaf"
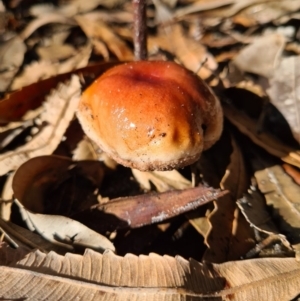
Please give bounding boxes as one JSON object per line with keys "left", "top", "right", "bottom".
{"left": 0, "top": 36, "right": 26, "bottom": 91}
{"left": 0, "top": 218, "right": 69, "bottom": 254}
{"left": 237, "top": 189, "right": 281, "bottom": 236}
{"left": 267, "top": 55, "right": 300, "bottom": 144}
{"left": 10, "top": 60, "right": 58, "bottom": 91}
{"left": 14, "top": 199, "right": 115, "bottom": 253}
{"left": 255, "top": 165, "right": 300, "bottom": 258}
{"left": 132, "top": 169, "right": 192, "bottom": 192}
{"left": 19, "top": 13, "right": 75, "bottom": 40}
{"left": 174, "top": 0, "right": 235, "bottom": 18}
{"left": 58, "top": 0, "right": 127, "bottom": 17}
{"left": 149, "top": 24, "right": 217, "bottom": 79}
{"left": 0, "top": 75, "right": 81, "bottom": 176}
{"left": 223, "top": 102, "right": 300, "bottom": 168}
{"left": 0, "top": 245, "right": 300, "bottom": 300}
{"left": 36, "top": 44, "right": 76, "bottom": 62}
{"left": 237, "top": 188, "right": 293, "bottom": 258}
{"left": 75, "top": 14, "right": 133, "bottom": 61}
{"left": 233, "top": 33, "right": 285, "bottom": 78}
{"left": 75, "top": 186, "right": 227, "bottom": 234}
{"left": 0, "top": 61, "right": 119, "bottom": 123}
{"left": 204, "top": 136, "right": 255, "bottom": 262}
{"left": 12, "top": 155, "right": 105, "bottom": 215}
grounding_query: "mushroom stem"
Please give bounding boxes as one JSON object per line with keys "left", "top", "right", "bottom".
{"left": 133, "top": 0, "right": 148, "bottom": 61}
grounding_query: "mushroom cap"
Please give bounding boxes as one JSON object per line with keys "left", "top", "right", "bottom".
{"left": 77, "top": 61, "right": 223, "bottom": 171}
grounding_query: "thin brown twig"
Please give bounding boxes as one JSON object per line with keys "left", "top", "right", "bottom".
{"left": 133, "top": 0, "right": 148, "bottom": 60}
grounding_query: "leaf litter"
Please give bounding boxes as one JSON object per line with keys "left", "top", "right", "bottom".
{"left": 1, "top": 0, "right": 300, "bottom": 299}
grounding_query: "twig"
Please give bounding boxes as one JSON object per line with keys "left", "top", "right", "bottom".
{"left": 133, "top": 0, "right": 148, "bottom": 60}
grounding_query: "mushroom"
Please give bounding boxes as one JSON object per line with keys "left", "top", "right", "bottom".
{"left": 77, "top": 61, "right": 223, "bottom": 171}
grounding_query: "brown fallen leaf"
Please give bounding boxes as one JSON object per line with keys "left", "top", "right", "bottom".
{"left": 204, "top": 136, "right": 255, "bottom": 262}
{"left": 74, "top": 185, "right": 228, "bottom": 234}
{"left": 255, "top": 165, "right": 300, "bottom": 259}
{"left": 0, "top": 75, "right": 81, "bottom": 176}
{"left": 0, "top": 61, "right": 119, "bottom": 123}
{"left": 267, "top": 55, "right": 300, "bottom": 144}
{"left": 223, "top": 102, "right": 300, "bottom": 168}
{"left": 12, "top": 155, "right": 105, "bottom": 215}
{"left": 0, "top": 244, "right": 300, "bottom": 301}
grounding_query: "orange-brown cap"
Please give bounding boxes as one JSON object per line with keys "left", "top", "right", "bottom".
{"left": 77, "top": 61, "right": 223, "bottom": 171}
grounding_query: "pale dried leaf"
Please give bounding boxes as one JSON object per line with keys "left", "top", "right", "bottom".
{"left": 75, "top": 14, "right": 133, "bottom": 61}
{"left": 233, "top": 33, "right": 285, "bottom": 78}
{"left": 149, "top": 24, "right": 217, "bottom": 79}
{"left": 255, "top": 165, "right": 300, "bottom": 258}
{"left": 267, "top": 56, "right": 300, "bottom": 144}
{"left": 174, "top": 0, "right": 234, "bottom": 18}
{"left": 72, "top": 138, "right": 99, "bottom": 161}
{"left": 230, "top": 0, "right": 300, "bottom": 24}
{"left": 36, "top": 44, "right": 76, "bottom": 61}
{"left": 58, "top": 0, "right": 127, "bottom": 17}
{"left": 0, "top": 36, "right": 26, "bottom": 91}
{"left": 0, "top": 75, "right": 81, "bottom": 176}
{"left": 19, "top": 13, "right": 75, "bottom": 40}
{"left": 223, "top": 103, "right": 300, "bottom": 168}
{"left": 57, "top": 43, "right": 92, "bottom": 73}
{"left": 14, "top": 199, "right": 115, "bottom": 253}
{"left": 10, "top": 60, "right": 58, "bottom": 90}
{"left": 0, "top": 246, "right": 300, "bottom": 300}
{"left": 132, "top": 169, "right": 192, "bottom": 192}
{"left": 182, "top": 0, "right": 300, "bottom": 20}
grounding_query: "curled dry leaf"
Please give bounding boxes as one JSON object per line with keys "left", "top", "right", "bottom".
{"left": 267, "top": 55, "right": 300, "bottom": 144}
{"left": 1, "top": 245, "right": 300, "bottom": 301}
{"left": 0, "top": 75, "right": 81, "bottom": 176}
{"left": 223, "top": 102, "right": 300, "bottom": 168}
{"left": 255, "top": 165, "right": 300, "bottom": 259}
{"left": 0, "top": 36, "right": 26, "bottom": 92}
{"left": 14, "top": 199, "right": 115, "bottom": 253}
{"left": 204, "top": 136, "right": 255, "bottom": 262}
{"left": 12, "top": 155, "right": 105, "bottom": 215}
{"left": 75, "top": 185, "right": 228, "bottom": 234}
